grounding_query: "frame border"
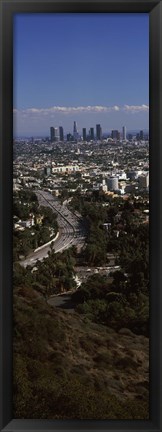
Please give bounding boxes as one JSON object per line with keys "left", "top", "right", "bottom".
{"left": 0, "top": 1, "right": 162, "bottom": 431}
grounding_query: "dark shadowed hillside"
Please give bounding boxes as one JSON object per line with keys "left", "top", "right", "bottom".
{"left": 13, "top": 284, "right": 149, "bottom": 420}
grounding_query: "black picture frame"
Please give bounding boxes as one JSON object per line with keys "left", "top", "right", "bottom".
{"left": 0, "top": 0, "right": 162, "bottom": 431}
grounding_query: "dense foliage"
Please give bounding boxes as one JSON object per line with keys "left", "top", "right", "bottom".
{"left": 13, "top": 246, "right": 76, "bottom": 296}
{"left": 70, "top": 195, "right": 149, "bottom": 336}
{"left": 13, "top": 191, "right": 58, "bottom": 259}
{"left": 70, "top": 192, "right": 149, "bottom": 264}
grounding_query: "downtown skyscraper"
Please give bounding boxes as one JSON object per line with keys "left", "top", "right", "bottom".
{"left": 122, "top": 126, "right": 127, "bottom": 140}
{"left": 73, "top": 121, "right": 78, "bottom": 141}
{"left": 90, "top": 127, "right": 95, "bottom": 140}
{"left": 96, "top": 124, "right": 102, "bottom": 140}
{"left": 50, "top": 126, "right": 59, "bottom": 141}
{"left": 59, "top": 126, "right": 64, "bottom": 141}
{"left": 50, "top": 127, "right": 55, "bottom": 142}
{"left": 82, "top": 128, "right": 86, "bottom": 141}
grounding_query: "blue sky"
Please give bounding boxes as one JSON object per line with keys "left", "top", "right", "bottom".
{"left": 13, "top": 13, "right": 149, "bottom": 137}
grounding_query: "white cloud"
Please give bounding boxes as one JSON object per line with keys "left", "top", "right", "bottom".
{"left": 123, "top": 104, "right": 149, "bottom": 113}
{"left": 113, "top": 105, "right": 120, "bottom": 111}
{"left": 13, "top": 104, "right": 149, "bottom": 116}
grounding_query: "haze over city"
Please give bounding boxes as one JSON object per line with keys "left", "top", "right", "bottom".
{"left": 13, "top": 13, "right": 149, "bottom": 137}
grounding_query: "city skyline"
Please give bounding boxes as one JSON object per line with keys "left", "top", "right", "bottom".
{"left": 14, "top": 119, "right": 149, "bottom": 140}
{"left": 13, "top": 13, "right": 149, "bottom": 136}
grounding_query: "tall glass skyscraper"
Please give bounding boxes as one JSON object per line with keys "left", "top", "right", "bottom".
{"left": 122, "top": 126, "right": 127, "bottom": 140}
{"left": 96, "top": 124, "right": 102, "bottom": 140}
{"left": 59, "top": 126, "right": 64, "bottom": 141}
{"left": 90, "top": 127, "right": 94, "bottom": 140}
{"left": 73, "top": 121, "right": 78, "bottom": 140}
{"left": 82, "top": 128, "right": 86, "bottom": 141}
{"left": 50, "top": 126, "right": 55, "bottom": 142}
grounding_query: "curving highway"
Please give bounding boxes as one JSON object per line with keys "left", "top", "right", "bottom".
{"left": 21, "top": 190, "right": 86, "bottom": 268}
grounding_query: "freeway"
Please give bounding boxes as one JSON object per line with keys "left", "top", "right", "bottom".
{"left": 20, "top": 190, "right": 86, "bottom": 268}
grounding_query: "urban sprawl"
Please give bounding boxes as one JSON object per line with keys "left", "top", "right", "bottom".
{"left": 14, "top": 121, "right": 149, "bottom": 198}
{"left": 13, "top": 120, "right": 149, "bottom": 267}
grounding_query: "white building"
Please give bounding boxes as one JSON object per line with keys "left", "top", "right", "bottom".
{"left": 52, "top": 165, "right": 80, "bottom": 174}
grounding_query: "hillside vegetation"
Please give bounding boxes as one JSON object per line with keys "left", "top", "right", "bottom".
{"left": 13, "top": 193, "right": 149, "bottom": 419}
{"left": 13, "top": 283, "right": 149, "bottom": 419}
